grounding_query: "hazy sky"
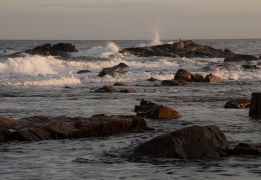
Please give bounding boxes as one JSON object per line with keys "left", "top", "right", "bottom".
{"left": 1, "top": 0, "right": 261, "bottom": 40}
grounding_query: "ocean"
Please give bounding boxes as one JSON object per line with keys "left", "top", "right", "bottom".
{"left": 1, "top": 38, "right": 261, "bottom": 179}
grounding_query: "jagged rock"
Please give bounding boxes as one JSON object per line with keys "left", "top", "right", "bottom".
{"left": 192, "top": 74, "right": 205, "bottom": 82}
{"left": 8, "top": 115, "right": 150, "bottom": 141}
{"left": 224, "top": 54, "right": 259, "bottom": 62}
{"left": 77, "top": 70, "right": 91, "bottom": 74}
{"left": 113, "top": 82, "right": 125, "bottom": 86}
{"left": 161, "top": 80, "right": 188, "bottom": 86}
{"left": 224, "top": 99, "right": 251, "bottom": 109}
{"left": 119, "top": 89, "right": 136, "bottom": 93}
{"left": 174, "top": 69, "right": 192, "bottom": 81}
{"left": 205, "top": 74, "right": 222, "bottom": 83}
{"left": 242, "top": 65, "right": 260, "bottom": 70}
{"left": 232, "top": 143, "right": 261, "bottom": 155}
{"left": 135, "top": 125, "right": 231, "bottom": 159}
{"left": 134, "top": 99, "right": 181, "bottom": 119}
{"left": 93, "top": 86, "right": 117, "bottom": 93}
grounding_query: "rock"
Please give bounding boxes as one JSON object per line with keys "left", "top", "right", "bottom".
{"left": 103, "top": 63, "right": 129, "bottom": 71}
{"left": 191, "top": 74, "right": 205, "bottom": 82}
{"left": 134, "top": 99, "right": 181, "bottom": 119}
{"left": 25, "top": 44, "right": 52, "bottom": 56}
{"left": 232, "top": 143, "right": 261, "bottom": 155}
{"left": 259, "top": 55, "right": 261, "bottom": 59}
{"left": 223, "top": 49, "right": 235, "bottom": 56}
{"left": 242, "top": 65, "right": 260, "bottom": 70}
{"left": 77, "top": 70, "right": 91, "bottom": 74}
{"left": 119, "top": 89, "right": 136, "bottom": 93}
{"left": 98, "top": 70, "right": 125, "bottom": 78}
{"left": 51, "top": 43, "right": 77, "bottom": 52}
{"left": 224, "top": 54, "right": 259, "bottom": 62}
{"left": 224, "top": 99, "right": 251, "bottom": 109}
{"left": 147, "top": 77, "right": 160, "bottom": 82}
{"left": 113, "top": 82, "right": 125, "bottom": 86}
{"left": 93, "top": 86, "right": 117, "bottom": 93}
{"left": 205, "top": 74, "right": 222, "bottom": 83}
{"left": 174, "top": 69, "right": 192, "bottom": 81}
{"left": 135, "top": 125, "right": 231, "bottom": 159}
{"left": 161, "top": 80, "right": 188, "bottom": 86}
{"left": 0, "top": 117, "right": 18, "bottom": 128}
{"left": 249, "top": 92, "right": 261, "bottom": 118}
{"left": 0, "top": 126, "right": 10, "bottom": 142}
{"left": 8, "top": 115, "right": 150, "bottom": 141}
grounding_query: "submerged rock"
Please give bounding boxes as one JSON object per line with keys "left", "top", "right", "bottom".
{"left": 77, "top": 70, "right": 91, "bottom": 74}
{"left": 161, "top": 80, "right": 188, "bottom": 86}
{"left": 224, "top": 54, "right": 259, "bottom": 62}
{"left": 135, "top": 125, "right": 231, "bottom": 159}
{"left": 93, "top": 86, "right": 118, "bottom": 93}
{"left": 233, "top": 143, "right": 261, "bottom": 155}
{"left": 119, "top": 89, "right": 136, "bottom": 93}
{"left": 134, "top": 99, "right": 181, "bottom": 119}
{"left": 224, "top": 99, "right": 251, "bottom": 109}
{"left": 98, "top": 70, "right": 125, "bottom": 78}
{"left": 8, "top": 115, "right": 150, "bottom": 141}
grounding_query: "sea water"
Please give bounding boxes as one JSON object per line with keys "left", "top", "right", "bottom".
{"left": 1, "top": 38, "right": 261, "bottom": 179}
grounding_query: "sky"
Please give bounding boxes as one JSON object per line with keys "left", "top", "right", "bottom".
{"left": 0, "top": 0, "right": 261, "bottom": 40}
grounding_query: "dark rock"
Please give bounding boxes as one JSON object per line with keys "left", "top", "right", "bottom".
{"left": 51, "top": 43, "right": 77, "bottom": 52}
{"left": 192, "top": 74, "right": 205, "bottom": 82}
{"left": 249, "top": 92, "right": 261, "bottom": 118}
{"left": 224, "top": 54, "right": 259, "bottom": 62}
{"left": 0, "top": 117, "right": 18, "bottom": 128}
{"left": 113, "top": 82, "right": 125, "bottom": 86}
{"left": 135, "top": 99, "right": 181, "bottom": 119}
{"left": 147, "top": 77, "right": 160, "bottom": 82}
{"left": 205, "top": 74, "right": 222, "bottom": 83}
{"left": 64, "top": 86, "right": 71, "bottom": 88}
{"left": 8, "top": 115, "right": 150, "bottom": 141}
{"left": 135, "top": 125, "right": 231, "bottom": 159}
{"left": 232, "top": 143, "right": 261, "bottom": 155}
{"left": 77, "top": 70, "right": 91, "bottom": 74}
{"left": 224, "top": 99, "right": 251, "bottom": 109}
{"left": 161, "top": 80, "right": 188, "bottom": 86}
{"left": 174, "top": 69, "right": 192, "bottom": 81}
{"left": 242, "top": 65, "right": 260, "bottom": 70}
{"left": 25, "top": 44, "right": 52, "bottom": 56}
{"left": 103, "top": 63, "right": 129, "bottom": 71}
{"left": 223, "top": 49, "right": 235, "bottom": 56}
{"left": 0, "top": 126, "right": 11, "bottom": 142}
{"left": 119, "top": 89, "right": 136, "bottom": 93}
{"left": 93, "top": 86, "right": 117, "bottom": 93}
{"left": 259, "top": 55, "right": 261, "bottom": 59}
{"left": 98, "top": 70, "right": 125, "bottom": 78}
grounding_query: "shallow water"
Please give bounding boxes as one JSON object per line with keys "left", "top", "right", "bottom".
{"left": 1, "top": 39, "right": 261, "bottom": 179}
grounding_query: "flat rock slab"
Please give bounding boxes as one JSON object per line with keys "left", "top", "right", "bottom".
{"left": 135, "top": 125, "right": 231, "bottom": 159}
{"left": 5, "top": 115, "right": 150, "bottom": 141}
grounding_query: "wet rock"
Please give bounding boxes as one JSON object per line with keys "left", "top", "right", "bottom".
{"left": 119, "top": 89, "right": 136, "bottom": 93}
{"left": 242, "top": 65, "right": 260, "bottom": 70}
{"left": 224, "top": 54, "right": 259, "bottom": 62}
{"left": 135, "top": 125, "right": 231, "bottom": 159}
{"left": 161, "top": 80, "right": 188, "bottom": 86}
{"left": 191, "top": 74, "right": 205, "bottom": 82}
{"left": 232, "top": 143, "right": 261, "bottom": 155}
{"left": 147, "top": 77, "right": 160, "bottom": 82}
{"left": 25, "top": 43, "right": 78, "bottom": 56}
{"left": 174, "top": 69, "right": 192, "bottom": 81}
{"left": 0, "top": 126, "right": 10, "bottom": 142}
{"left": 205, "top": 74, "right": 222, "bottom": 83}
{"left": 93, "top": 86, "right": 117, "bottom": 93}
{"left": 103, "top": 63, "right": 129, "bottom": 71}
{"left": 98, "top": 70, "right": 125, "bottom": 78}
{"left": 224, "top": 99, "right": 251, "bottom": 109}
{"left": 113, "top": 82, "right": 125, "bottom": 86}
{"left": 249, "top": 92, "right": 261, "bottom": 118}
{"left": 9, "top": 115, "right": 150, "bottom": 141}
{"left": 77, "top": 70, "right": 91, "bottom": 74}
{"left": 134, "top": 99, "right": 181, "bottom": 119}
{"left": 0, "top": 117, "right": 18, "bottom": 128}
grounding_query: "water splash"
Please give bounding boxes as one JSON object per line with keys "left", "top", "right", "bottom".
{"left": 151, "top": 27, "right": 162, "bottom": 46}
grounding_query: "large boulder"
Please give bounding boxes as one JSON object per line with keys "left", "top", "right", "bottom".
{"left": 224, "top": 99, "right": 251, "bottom": 109}
{"left": 205, "top": 74, "right": 222, "bottom": 83}
{"left": 191, "top": 74, "right": 205, "bottom": 82}
{"left": 9, "top": 115, "right": 150, "bottom": 141}
{"left": 134, "top": 99, "right": 181, "bottom": 119}
{"left": 135, "top": 125, "right": 231, "bottom": 159}
{"left": 174, "top": 69, "right": 192, "bottom": 81}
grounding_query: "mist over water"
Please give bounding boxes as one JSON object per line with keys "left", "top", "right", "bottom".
{"left": 1, "top": 38, "right": 261, "bottom": 179}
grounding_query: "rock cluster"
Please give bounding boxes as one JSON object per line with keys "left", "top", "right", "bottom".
{"left": 134, "top": 99, "right": 181, "bottom": 119}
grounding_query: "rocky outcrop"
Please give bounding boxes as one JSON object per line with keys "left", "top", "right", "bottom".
{"left": 224, "top": 99, "right": 251, "bottom": 109}
{"left": 93, "top": 86, "right": 118, "bottom": 93}
{"left": 98, "top": 63, "right": 128, "bottom": 78}
{"left": 224, "top": 54, "right": 259, "bottom": 62}
{"left": 161, "top": 80, "right": 188, "bottom": 86}
{"left": 6, "top": 114, "right": 150, "bottom": 141}
{"left": 135, "top": 125, "right": 231, "bottom": 159}
{"left": 25, "top": 43, "right": 78, "bottom": 56}
{"left": 134, "top": 99, "right": 181, "bottom": 119}
{"left": 232, "top": 143, "right": 261, "bottom": 155}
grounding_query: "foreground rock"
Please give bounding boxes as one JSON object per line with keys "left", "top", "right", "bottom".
{"left": 25, "top": 43, "right": 78, "bottom": 56}
{"left": 224, "top": 99, "right": 251, "bottom": 109}
{"left": 233, "top": 143, "right": 261, "bottom": 155}
{"left": 135, "top": 125, "right": 231, "bottom": 159}
{"left": 3, "top": 115, "right": 150, "bottom": 141}
{"left": 120, "top": 40, "right": 259, "bottom": 61}
{"left": 134, "top": 99, "right": 181, "bottom": 119}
